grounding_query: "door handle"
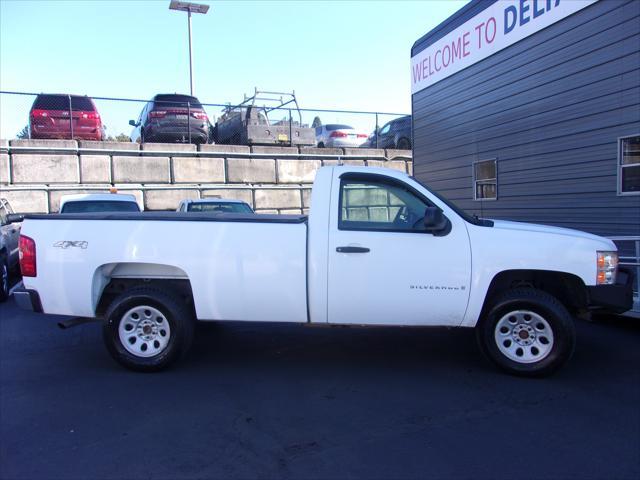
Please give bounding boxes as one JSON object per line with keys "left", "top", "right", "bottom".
{"left": 336, "top": 246, "right": 370, "bottom": 253}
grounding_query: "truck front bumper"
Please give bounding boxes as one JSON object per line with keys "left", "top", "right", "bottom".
{"left": 587, "top": 267, "right": 634, "bottom": 314}
{"left": 14, "top": 288, "right": 43, "bottom": 313}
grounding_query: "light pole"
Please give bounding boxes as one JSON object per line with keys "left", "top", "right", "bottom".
{"left": 169, "top": 1, "right": 210, "bottom": 96}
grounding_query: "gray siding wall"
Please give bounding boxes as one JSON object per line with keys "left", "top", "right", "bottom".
{"left": 412, "top": 0, "right": 640, "bottom": 237}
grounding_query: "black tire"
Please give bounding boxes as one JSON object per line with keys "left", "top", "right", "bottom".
{"left": 476, "top": 288, "right": 576, "bottom": 377}
{"left": 102, "top": 287, "right": 194, "bottom": 372}
{"left": 397, "top": 137, "right": 411, "bottom": 150}
{"left": 0, "top": 255, "right": 9, "bottom": 303}
{"left": 317, "top": 142, "right": 325, "bottom": 148}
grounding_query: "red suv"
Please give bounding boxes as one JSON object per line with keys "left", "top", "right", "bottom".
{"left": 29, "top": 94, "right": 104, "bottom": 140}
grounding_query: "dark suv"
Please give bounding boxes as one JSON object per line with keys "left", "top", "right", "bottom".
{"left": 364, "top": 115, "right": 412, "bottom": 150}
{"left": 29, "top": 94, "right": 104, "bottom": 140}
{"left": 129, "top": 94, "right": 211, "bottom": 144}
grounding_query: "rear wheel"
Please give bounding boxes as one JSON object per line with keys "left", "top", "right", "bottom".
{"left": 103, "top": 287, "right": 194, "bottom": 372}
{"left": 0, "top": 256, "right": 9, "bottom": 302}
{"left": 397, "top": 137, "right": 411, "bottom": 150}
{"left": 476, "top": 288, "right": 575, "bottom": 377}
{"left": 318, "top": 142, "right": 325, "bottom": 148}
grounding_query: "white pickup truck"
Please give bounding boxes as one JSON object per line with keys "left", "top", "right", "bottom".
{"left": 14, "top": 166, "right": 633, "bottom": 376}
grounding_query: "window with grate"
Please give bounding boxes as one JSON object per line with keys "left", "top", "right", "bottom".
{"left": 619, "top": 135, "right": 640, "bottom": 195}
{"left": 473, "top": 159, "right": 497, "bottom": 200}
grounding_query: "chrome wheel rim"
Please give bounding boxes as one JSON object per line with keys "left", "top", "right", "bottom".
{"left": 118, "top": 306, "right": 171, "bottom": 358}
{"left": 494, "top": 310, "right": 554, "bottom": 364}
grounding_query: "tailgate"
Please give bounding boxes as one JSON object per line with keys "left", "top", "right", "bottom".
{"left": 246, "top": 124, "right": 316, "bottom": 146}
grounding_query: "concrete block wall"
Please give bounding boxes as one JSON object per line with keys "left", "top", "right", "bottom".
{"left": 0, "top": 139, "right": 412, "bottom": 214}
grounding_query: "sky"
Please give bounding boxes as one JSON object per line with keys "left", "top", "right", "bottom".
{"left": 0, "top": 0, "right": 468, "bottom": 138}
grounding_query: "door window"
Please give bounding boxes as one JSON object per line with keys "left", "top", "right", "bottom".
{"left": 339, "top": 177, "right": 430, "bottom": 232}
{"left": 138, "top": 103, "right": 148, "bottom": 123}
{"left": 379, "top": 123, "right": 391, "bottom": 136}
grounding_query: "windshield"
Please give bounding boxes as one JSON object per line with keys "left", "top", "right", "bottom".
{"left": 187, "top": 202, "right": 253, "bottom": 214}
{"left": 61, "top": 201, "right": 140, "bottom": 213}
{"left": 33, "top": 95, "right": 95, "bottom": 111}
{"left": 410, "top": 177, "right": 493, "bottom": 227}
{"left": 326, "top": 124, "right": 353, "bottom": 131}
{"left": 153, "top": 95, "right": 203, "bottom": 109}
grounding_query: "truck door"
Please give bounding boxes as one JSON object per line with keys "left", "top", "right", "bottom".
{"left": 327, "top": 172, "right": 471, "bottom": 326}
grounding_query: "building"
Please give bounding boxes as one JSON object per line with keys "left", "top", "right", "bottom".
{"left": 411, "top": 0, "right": 639, "bottom": 238}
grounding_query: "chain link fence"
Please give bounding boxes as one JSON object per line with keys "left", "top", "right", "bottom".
{"left": 0, "top": 91, "right": 410, "bottom": 150}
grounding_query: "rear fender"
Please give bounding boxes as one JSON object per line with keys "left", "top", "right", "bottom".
{"left": 93, "top": 262, "right": 189, "bottom": 313}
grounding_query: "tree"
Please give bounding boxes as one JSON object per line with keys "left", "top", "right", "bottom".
{"left": 16, "top": 125, "right": 29, "bottom": 139}
{"left": 311, "top": 116, "right": 322, "bottom": 128}
{"left": 106, "top": 133, "right": 131, "bottom": 142}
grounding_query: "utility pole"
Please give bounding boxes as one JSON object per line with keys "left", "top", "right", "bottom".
{"left": 169, "top": 1, "right": 210, "bottom": 95}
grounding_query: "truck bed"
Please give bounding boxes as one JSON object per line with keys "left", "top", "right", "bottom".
{"left": 21, "top": 214, "right": 309, "bottom": 322}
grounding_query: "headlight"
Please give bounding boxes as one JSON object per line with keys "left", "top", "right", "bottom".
{"left": 596, "top": 251, "right": 618, "bottom": 285}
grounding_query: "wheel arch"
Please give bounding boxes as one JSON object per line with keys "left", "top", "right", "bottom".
{"left": 92, "top": 262, "right": 195, "bottom": 318}
{"left": 479, "top": 269, "right": 588, "bottom": 320}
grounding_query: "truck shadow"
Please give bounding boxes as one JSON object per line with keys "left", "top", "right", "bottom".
{"left": 182, "top": 315, "right": 639, "bottom": 377}
{"left": 185, "top": 322, "right": 485, "bottom": 374}
{"left": 591, "top": 312, "right": 640, "bottom": 332}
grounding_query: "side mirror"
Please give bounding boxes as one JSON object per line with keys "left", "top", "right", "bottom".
{"left": 5, "top": 213, "right": 24, "bottom": 225}
{"left": 128, "top": 120, "right": 137, "bottom": 127}
{"left": 423, "top": 207, "right": 449, "bottom": 236}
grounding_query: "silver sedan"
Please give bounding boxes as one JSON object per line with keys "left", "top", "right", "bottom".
{"left": 315, "top": 124, "right": 369, "bottom": 148}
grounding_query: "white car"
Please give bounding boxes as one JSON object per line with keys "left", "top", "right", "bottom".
{"left": 59, "top": 193, "right": 141, "bottom": 213}
{"left": 177, "top": 198, "right": 254, "bottom": 214}
{"left": 14, "top": 166, "right": 633, "bottom": 375}
{"left": 315, "top": 124, "right": 369, "bottom": 148}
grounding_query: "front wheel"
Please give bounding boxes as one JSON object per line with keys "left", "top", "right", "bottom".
{"left": 476, "top": 288, "right": 576, "bottom": 377}
{"left": 103, "top": 287, "right": 194, "bottom": 372}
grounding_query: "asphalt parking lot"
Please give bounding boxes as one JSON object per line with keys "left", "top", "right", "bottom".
{"left": 1, "top": 297, "right": 638, "bottom": 480}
